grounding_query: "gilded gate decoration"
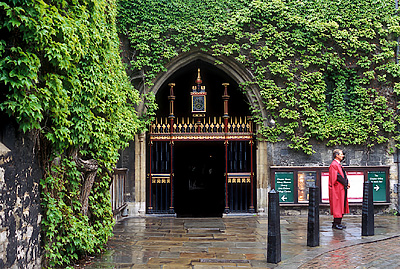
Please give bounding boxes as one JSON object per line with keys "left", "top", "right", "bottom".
{"left": 150, "top": 116, "right": 252, "bottom": 141}
{"left": 148, "top": 69, "right": 255, "bottom": 214}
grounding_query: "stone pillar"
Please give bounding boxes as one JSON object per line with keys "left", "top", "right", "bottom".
{"left": 257, "top": 140, "right": 269, "bottom": 214}
{"left": 129, "top": 132, "right": 146, "bottom": 216}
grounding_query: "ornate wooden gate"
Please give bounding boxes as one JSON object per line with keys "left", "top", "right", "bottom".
{"left": 147, "top": 70, "right": 255, "bottom": 214}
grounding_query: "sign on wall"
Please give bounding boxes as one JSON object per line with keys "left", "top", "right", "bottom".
{"left": 346, "top": 171, "right": 364, "bottom": 203}
{"left": 321, "top": 172, "right": 329, "bottom": 203}
{"left": 368, "top": 171, "right": 387, "bottom": 202}
{"left": 321, "top": 171, "right": 364, "bottom": 203}
{"left": 298, "top": 171, "right": 316, "bottom": 203}
{"left": 275, "top": 172, "right": 294, "bottom": 203}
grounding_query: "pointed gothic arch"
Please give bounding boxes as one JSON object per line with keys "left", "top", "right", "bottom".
{"left": 130, "top": 50, "right": 269, "bottom": 217}
{"left": 137, "top": 50, "right": 267, "bottom": 119}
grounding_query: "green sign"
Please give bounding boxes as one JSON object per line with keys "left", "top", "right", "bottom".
{"left": 367, "top": 171, "right": 387, "bottom": 202}
{"left": 275, "top": 172, "right": 294, "bottom": 203}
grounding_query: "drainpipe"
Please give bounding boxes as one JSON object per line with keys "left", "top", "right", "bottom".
{"left": 396, "top": 0, "right": 400, "bottom": 214}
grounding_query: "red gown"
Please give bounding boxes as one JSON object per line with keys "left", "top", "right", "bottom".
{"left": 329, "top": 160, "right": 349, "bottom": 218}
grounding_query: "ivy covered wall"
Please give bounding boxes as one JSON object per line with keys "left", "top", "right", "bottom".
{"left": 1, "top": 0, "right": 400, "bottom": 267}
{"left": 0, "top": 0, "right": 146, "bottom": 267}
{"left": 118, "top": 0, "right": 400, "bottom": 154}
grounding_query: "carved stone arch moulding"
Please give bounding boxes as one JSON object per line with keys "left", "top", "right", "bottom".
{"left": 131, "top": 50, "right": 270, "bottom": 216}
{"left": 137, "top": 50, "right": 267, "bottom": 120}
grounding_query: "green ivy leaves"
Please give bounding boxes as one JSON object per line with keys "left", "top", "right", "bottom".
{"left": 1, "top": 0, "right": 143, "bottom": 267}
{"left": 118, "top": 0, "right": 400, "bottom": 154}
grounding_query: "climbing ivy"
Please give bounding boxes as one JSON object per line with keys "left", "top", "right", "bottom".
{"left": 118, "top": 0, "right": 400, "bottom": 154}
{"left": 0, "top": 0, "right": 144, "bottom": 267}
{"left": 1, "top": 0, "right": 400, "bottom": 267}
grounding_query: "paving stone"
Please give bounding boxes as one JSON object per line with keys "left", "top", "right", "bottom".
{"left": 207, "top": 247, "right": 230, "bottom": 254}
{"left": 249, "top": 259, "right": 275, "bottom": 268}
{"left": 169, "top": 246, "right": 208, "bottom": 253}
{"left": 180, "top": 252, "right": 216, "bottom": 259}
{"left": 162, "top": 264, "right": 191, "bottom": 269}
{"left": 229, "top": 248, "right": 266, "bottom": 254}
{"left": 191, "top": 261, "right": 237, "bottom": 267}
{"left": 159, "top": 251, "right": 180, "bottom": 258}
{"left": 192, "top": 265, "right": 223, "bottom": 269}
{"left": 235, "top": 242, "right": 266, "bottom": 248}
{"left": 299, "top": 236, "right": 400, "bottom": 269}
{"left": 244, "top": 253, "right": 265, "bottom": 260}
{"left": 183, "top": 242, "right": 212, "bottom": 248}
{"left": 148, "top": 236, "right": 189, "bottom": 241}
{"left": 132, "top": 264, "right": 160, "bottom": 269}
{"left": 147, "top": 257, "right": 193, "bottom": 265}
{"left": 215, "top": 253, "right": 246, "bottom": 260}
{"left": 210, "top": 242, "right": 236, "bottom": 248}
{"left": 82, "top": 215, "right": 400, "bottom": 269}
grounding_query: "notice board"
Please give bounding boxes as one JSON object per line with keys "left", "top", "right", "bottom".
{"left": 275, "top": 172, "right": 294, "bottom": 203}
{"left": 367, "top": 171, "right": 387, "bottom": 202}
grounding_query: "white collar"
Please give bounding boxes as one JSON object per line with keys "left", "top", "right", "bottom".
{"left": 334, "top": 159, "right": 341, "bottom": 164}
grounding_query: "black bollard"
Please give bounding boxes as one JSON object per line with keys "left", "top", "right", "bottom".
{"left": 307, "top": 186, "right": 320, "bottom": 247}
{"left": 362, "top": 180, "right": 374, "bottom": 236}
{"left": 267, "top": 189, "right": 281, "bottom": 264}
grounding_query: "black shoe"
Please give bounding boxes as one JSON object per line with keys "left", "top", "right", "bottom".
{"left": 332, "top": 224, "right": 343, "bottom": 230}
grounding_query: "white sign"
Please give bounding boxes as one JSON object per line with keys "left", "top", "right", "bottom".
{"left": 321, "top": 171, "right": 364, "bottom": 203}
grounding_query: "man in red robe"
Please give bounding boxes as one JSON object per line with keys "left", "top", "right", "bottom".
{"left": 329, "top": 149, "right": 350, "bottom": 230}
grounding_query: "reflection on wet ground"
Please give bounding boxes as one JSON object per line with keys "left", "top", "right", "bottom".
{"left": 79, "top": 215, "right": 400, "bottom": 268}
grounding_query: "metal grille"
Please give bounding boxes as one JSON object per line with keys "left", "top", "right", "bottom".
{"left": 148, "top": 141, "right": 173, "bottom": 213}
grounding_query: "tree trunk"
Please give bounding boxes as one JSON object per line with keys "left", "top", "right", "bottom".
{"left": 75, "top": 157, "right": 98, "bottom": 216}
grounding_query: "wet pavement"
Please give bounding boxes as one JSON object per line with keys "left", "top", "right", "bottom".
{"left": 80, "top": 215, "right": 400, "bottom": 268}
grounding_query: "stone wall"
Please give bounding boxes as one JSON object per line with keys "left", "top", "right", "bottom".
{"left": 120, "top": 135, "right": 399, "bottom": 216}
{"left": 269, "top": 140, "right": 394, "bottom": 167}
{"left": 269, "top": 139, "right": 398, "bottom": 213}
{"left": 0, "top": 116, "right": 42, "bottom": 268}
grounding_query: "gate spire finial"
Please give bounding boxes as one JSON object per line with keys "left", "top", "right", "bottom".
{"left": 196, "top": 68, "right": 202, "bottom": 85}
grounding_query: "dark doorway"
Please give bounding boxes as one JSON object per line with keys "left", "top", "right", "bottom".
{"left": 155, "top": 60, "right": 250, "bottom": 118}
{"left": 174, "top": 142, "right": 225, "bottom": 217}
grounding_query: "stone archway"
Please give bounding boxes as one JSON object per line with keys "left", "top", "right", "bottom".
{"left": 138, "top": 50, "right": 267, "bottom": 119}
{"left": 130, "top": 50, "right": 269, "bottom": 216}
